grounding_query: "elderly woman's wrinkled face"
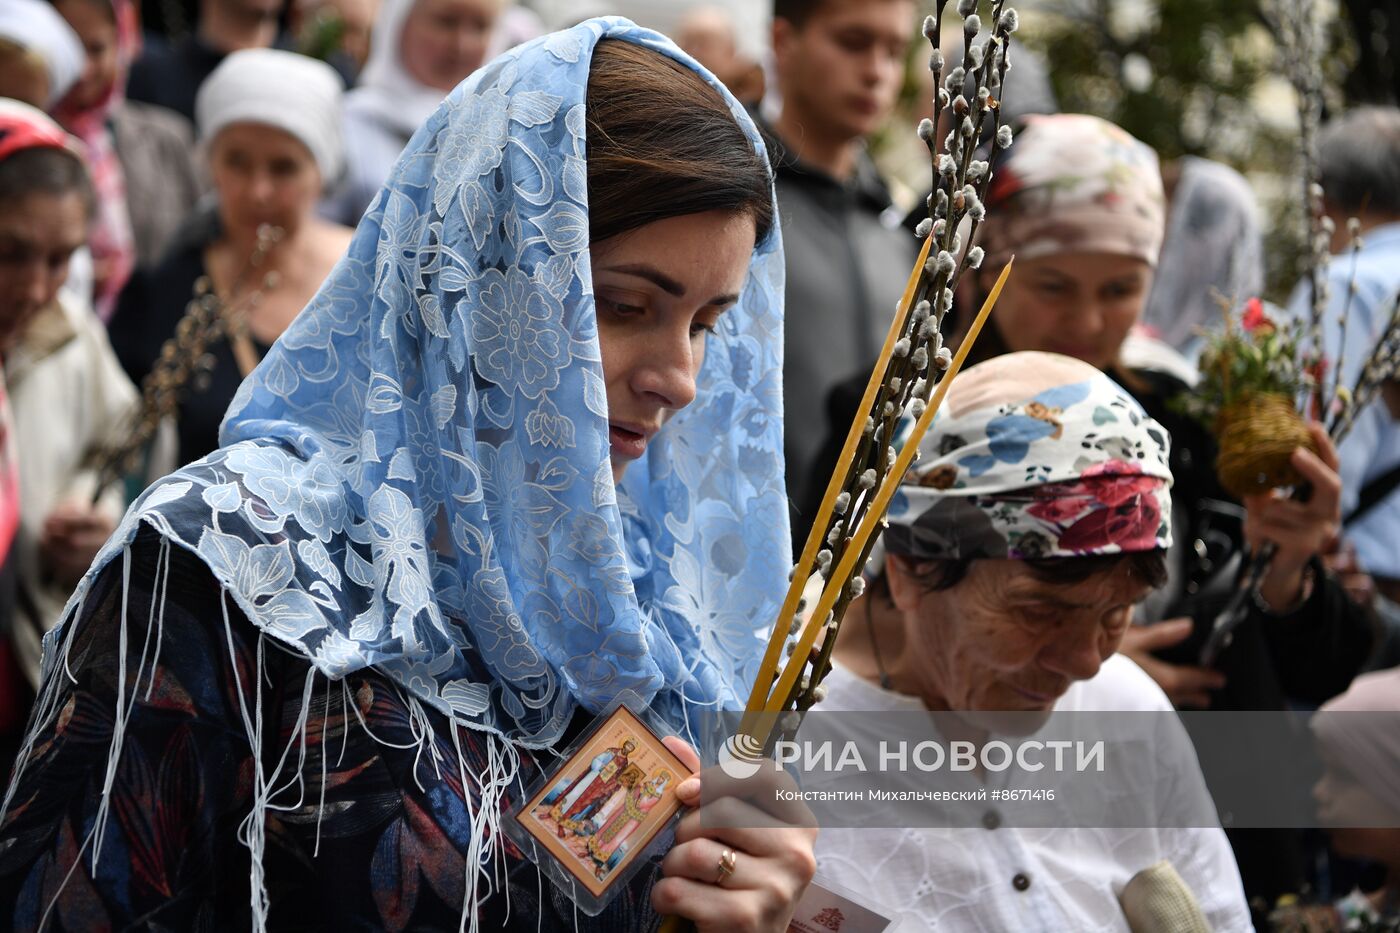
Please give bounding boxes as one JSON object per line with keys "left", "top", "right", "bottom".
{"left": 591, "top": 210, "right": 755, "bottom": 483}
{"left": 0, "top": 190, "right": 88, "bottom": 352}
{"left": 209, "top": 123, "right": 323, "bottom": 241}
{"left": 887, "top": 556, "right": 1149, "bottom": 716}
{"left": 400, "top": 0, "right": 500, "bottom": 92}
{"left": 985, "top": 252, "right": 1153, "bottom": 372}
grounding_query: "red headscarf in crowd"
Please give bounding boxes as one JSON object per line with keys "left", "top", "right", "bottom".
{"left": 0, "top": 101, "right": 78, "bottom": 562}
{"left": 0, "top": 99, "right": 87, "bottom": 726}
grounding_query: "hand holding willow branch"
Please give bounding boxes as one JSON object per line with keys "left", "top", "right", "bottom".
{"left": 1199, "top": 0, "right": 1400, "bottom": 663}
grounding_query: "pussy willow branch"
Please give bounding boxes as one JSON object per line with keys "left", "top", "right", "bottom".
{"left": 1326, "top": 223, "right": 1364, "bottom": 418}
{"left": 1330, "top": 292, "right": 1400, "bottom": 446}
{"left": 88, "top": 291, "right": 222, "bottom": 504}
{"left": 1207, "top": 0, "right": 1348, "bottom": 641}
{"left": 1263, "top": 0, "right": 1331, "bottom": 411}
{"left": 777, "top": 0, "right": 1017, "bottom": 715}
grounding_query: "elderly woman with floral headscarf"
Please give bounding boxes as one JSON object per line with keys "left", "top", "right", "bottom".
{"left": 0, "top": 18, "right": 814, "bottom": 931}
{"left": 960, "top": 113, "right": 1372, "bottom": 915}
{"left": 813, "top": 351, "right": 1251, "bottom": 931}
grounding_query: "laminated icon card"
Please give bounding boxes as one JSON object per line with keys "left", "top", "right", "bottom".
{"left": 787, "top": 876, "right": 895, "bottom": 933}
{"left": 506, "top": 694, "right": 694, "bottom": 915}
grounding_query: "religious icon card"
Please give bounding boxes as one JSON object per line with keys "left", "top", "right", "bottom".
{"left": 506, "top": 693, "right": 694, "bottom": 915}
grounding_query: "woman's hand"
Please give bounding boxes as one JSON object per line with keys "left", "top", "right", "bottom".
{"left": 39, "top": 500, "right": 117, "bottom": 590}
{"left": 652, "top": 736, "right": 817, "bottom": 932}
{"left": 1241, "top": 422, "right": 1341, "bottom": 612}
{"left": 1118, "top": 619, "right": 1226, "bottom": 708}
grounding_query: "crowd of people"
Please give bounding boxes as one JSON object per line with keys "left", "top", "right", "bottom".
{"left": 0, "top": 0, "right": 1397, "bottom": 930}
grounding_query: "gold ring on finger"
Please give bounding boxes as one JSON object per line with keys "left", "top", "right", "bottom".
{"left": 715, "top": 848, "right": 737, "bottom": 886}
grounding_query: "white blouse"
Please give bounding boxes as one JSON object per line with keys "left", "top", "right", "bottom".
{"left": 811, "top": 656, "right": 1253, "bottom": 932}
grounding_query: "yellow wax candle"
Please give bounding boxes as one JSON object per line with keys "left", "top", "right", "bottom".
{"left": 743, "top": 234, "right": 935, "bottom": 714}
{"left": 761, "top": 257, "right": 1014, "bottom": 715}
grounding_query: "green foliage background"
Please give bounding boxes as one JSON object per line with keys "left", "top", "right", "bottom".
{"left": 878, "top": 0, "right": 1397, "bottom": 302}
{"left": 1017, "top": 0, "right": 1358, "bottom": 302}
{"left": 1024, "top": 0, "right": 1276, "bottom": 161}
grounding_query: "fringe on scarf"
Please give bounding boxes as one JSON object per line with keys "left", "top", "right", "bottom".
{"left": 0, "top": 538, "right": 527, "bottom": 933}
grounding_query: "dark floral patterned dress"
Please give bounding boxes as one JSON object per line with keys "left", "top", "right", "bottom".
{"left": 0, "top": 530, "right": 664, "bottom": 931}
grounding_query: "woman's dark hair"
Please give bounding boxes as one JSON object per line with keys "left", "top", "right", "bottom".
{"left": 0, "top": 147, "right": 96, "bottom": 219}
{"left": 874, "top": 549, "right": 1169, "bottom": 595}
{"left": 773, "top": 0, "right": 829, "bottom": 27}
{"left": 585, "top": 39, "right": 773, "bottom": 246}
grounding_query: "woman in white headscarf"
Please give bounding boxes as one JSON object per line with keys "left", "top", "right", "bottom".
{"left": 1138, "top": 157, "right": 1265, "bottom": 356}
{"left": 0, "top": 0, "right": 83, "bottom": 108}
{"left": 110, "top": 47, "right": 352, "bottom": 470}
{"left": 323, "top": 0, "right": 508, "bottom": 225}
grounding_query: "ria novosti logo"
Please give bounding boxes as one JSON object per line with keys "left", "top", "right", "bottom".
{"left": 721, "top": 732, "right": 1107, "bottom": 776}
{"left": 718, "top": 732, "right": 766, "bottom": 779}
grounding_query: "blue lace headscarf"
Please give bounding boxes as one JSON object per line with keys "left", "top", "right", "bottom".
{"left": 52, "top": 18, "right": 788, "bottom": 748}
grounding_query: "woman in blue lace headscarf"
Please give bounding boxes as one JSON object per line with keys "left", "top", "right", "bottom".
{"left": 0, "top": 19, "right": 815, "bottom": 931}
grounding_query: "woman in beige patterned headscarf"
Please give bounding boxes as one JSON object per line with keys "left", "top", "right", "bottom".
{"left": 967, "top": 113, "right": 1167, "bottom": 373}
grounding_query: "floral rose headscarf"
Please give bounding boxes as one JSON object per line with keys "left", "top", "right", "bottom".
{"left": 885, "top": 352, "right": 1172, "bottom": 560}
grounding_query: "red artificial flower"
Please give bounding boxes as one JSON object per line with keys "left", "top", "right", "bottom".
{"left": 1026, "top": 496, "right": 1092, "bottom": 524}
{"left": 1057, "top": 494, "right": 1162, "bottom": 554}
{"left": 1241, "top": 297, "right": 1273, "bottom": 334}
{"left": 1077, "top": 461, "right": 1162, "bottom": 506}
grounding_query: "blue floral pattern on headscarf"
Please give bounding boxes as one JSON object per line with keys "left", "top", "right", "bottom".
{"left": 960, "top": 382, "right": 1092, "bottom": 476}
{"left": 48, "top": 17, "right": 788, "bottom": 748}
{"left": 882, "top": 354, "right": 1172, "bottom": 562}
